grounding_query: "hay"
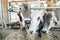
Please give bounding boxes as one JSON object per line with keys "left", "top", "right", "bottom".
{"left": 41, "top": 31, "right": 59, "bottom": 40}
{"left": 5, "top": 30, "right": 27, "bottom": 40}
{"left": 4, "top": 30, "right": 60, "bottom": 40}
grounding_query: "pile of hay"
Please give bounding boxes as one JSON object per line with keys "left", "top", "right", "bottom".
{"left": 5, "top": 30, "right": 28, "bottom": 40}
{"left": 4, "top": 30, "right": 60, "bottom": 40}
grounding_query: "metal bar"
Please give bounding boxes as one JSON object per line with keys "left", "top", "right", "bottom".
{"left": 38, "top": 0, "right": 40, "bottom": 7}
{"left": 1, "top": 0, "right": 4, "bottom": 29}
{"left": 50, "top": 27, "right": 60, "bottom": 31}
{"left": 31, "top": 7, "right": 60, "bottom": 10}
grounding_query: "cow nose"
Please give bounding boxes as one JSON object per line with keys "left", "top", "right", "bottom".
{"left": 25, "top": 20, "right": 31, "bottom": 24}
{"left": 42, "top": 30, "right": 47, "bottom": 34}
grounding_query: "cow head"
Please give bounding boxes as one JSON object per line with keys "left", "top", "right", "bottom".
{"left": 28, "top": 9, "right": 44, "bottom": 34}
{"left": 17, "top": 3, "right": 31, "bottom": 30}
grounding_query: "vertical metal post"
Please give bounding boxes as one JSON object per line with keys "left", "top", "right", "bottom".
{"left": 0, "top": 0, "right": 4, "bottom": 29}
{"left": 8, "top": 0, "right": 11, "bottom": 28}
{"left": 38, "top": 0, "right": 40, "bottom": 7}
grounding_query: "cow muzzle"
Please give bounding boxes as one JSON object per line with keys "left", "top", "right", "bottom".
{"left": 24, "top": 20, "right": 31, "bottom": 24}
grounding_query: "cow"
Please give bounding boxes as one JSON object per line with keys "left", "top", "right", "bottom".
{"left": 42, "top": 9, "right": 58, "bottom": 34}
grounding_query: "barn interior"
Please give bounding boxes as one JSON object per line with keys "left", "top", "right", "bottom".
{"left": 0, "top": 0, "right": 60, "bottom": 40}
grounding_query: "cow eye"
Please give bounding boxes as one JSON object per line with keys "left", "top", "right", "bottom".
{"left": 37, "top": 17, "right": 40, "bottom": 20}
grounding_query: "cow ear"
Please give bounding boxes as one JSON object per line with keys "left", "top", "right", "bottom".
{"left": 37, "top": 17, "right": 40, "bottom": 20}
